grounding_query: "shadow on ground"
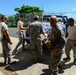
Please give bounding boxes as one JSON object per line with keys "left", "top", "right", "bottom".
{"left": 4, "top": 44, "right": 74, "bottom": 75}
{"left": 40, "top": 68, "right": 53, "bottom": 75}
{"left": 5, "top": 44, "right": 51, "bottom": 71}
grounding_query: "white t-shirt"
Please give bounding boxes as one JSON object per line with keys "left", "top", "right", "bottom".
{"left": 17, "top": 20, "right": 24, "bottom": 33}
{"left": 0, "top": 22, "right": 8, "bottom": 40}
{"left": 0, "top": 22, "right": 8, "bottom": 35}
{"left": 68, "top": 25, "right": 76, "bottom": 40}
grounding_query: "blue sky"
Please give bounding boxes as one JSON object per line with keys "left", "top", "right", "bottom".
{"left": 1, "top": 0, "right": 76, "bottom": 19}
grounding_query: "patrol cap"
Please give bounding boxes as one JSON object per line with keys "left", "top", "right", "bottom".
{"left": 1, "top": 15, "right": 7, "bottom": 19}
{"left": 34, "top": 15, "right": 39, "bottom": 20}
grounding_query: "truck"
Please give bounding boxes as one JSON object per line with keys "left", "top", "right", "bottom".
{"left": 22, "top": 14, "right": 68, "bottom": 43}
{"left": 42, "top": 14, "right": 68, "bottom": 35}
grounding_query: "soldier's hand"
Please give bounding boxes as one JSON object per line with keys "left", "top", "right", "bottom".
{"left": 44, "top": 33, "right": 48, "bottom": 37}
{"left": 25, "top": 22, "right": 30, "bottom": 25}
{"left": 10, "top": 41, "right": 13, "bottom": 44}
{"left": 74, "top": 43, "right": 76, "bottom": 46}
{"left": 44, "top": 37, "right": 48, "bottom": 42}
{"left": 27, "top": 22, "right": 30, "bottom": 25}
{"left": 24, "top": 22, "right": 30, "bottom": 26}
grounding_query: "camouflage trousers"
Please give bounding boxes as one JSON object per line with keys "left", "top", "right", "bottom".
{"left": 50, "top": 52, "right": 62, "bottom": 72}
{"left": 1, "top": 39, "right": 12, "bottom": 59}
{"left": 65, "top": 39, "right": 76, "bottom": 59}
{"left": 30, "top": 39, "right": 43, "bottom": 60}
{"left": 15, "top": 33, "right": 25, "bottom": 50}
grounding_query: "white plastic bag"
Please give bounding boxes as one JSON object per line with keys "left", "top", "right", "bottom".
{"left": 20, "top": 30, "right": 26, "bottom": 39}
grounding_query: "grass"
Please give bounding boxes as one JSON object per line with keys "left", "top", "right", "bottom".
{"left": 8, "top": 27, "right": 17, "bottom": 30}
{"left": 74, "top": 22, "right": 76, "bottom": 25}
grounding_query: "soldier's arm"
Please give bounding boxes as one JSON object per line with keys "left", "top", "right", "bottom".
{"left": 19, "top": 25, "right": 27, "bottom": 30}
{"left": 5, "top": 30, "right": 12, "bottom": 44}
{"left": 55, "top": 30, "right": 65, "bottom": 49}
{"left": 23, "top": 22, "right": 30, "bottom": 27}
{"left": 40, "top": 24, "right": 47, "bottom": 37}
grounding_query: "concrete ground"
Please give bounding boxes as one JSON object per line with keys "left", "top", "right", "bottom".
{"left": 0, "top": 37, "right": 76, "bottom": 75}
{"left": 0, "top": 71, "right": 3, "bottom": 75}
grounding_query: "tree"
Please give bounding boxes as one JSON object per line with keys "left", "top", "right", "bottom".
{"left": 14, "top": 5, "right": 44, "bottom": 22}
{"left": 14, "top": 5, "right": 43, "bottom": 14}
{"left": 0, "top": 14, "right": 3, "bottom": 22}
{"left": 7, "top": 16, "right": 16, "bottom": 27}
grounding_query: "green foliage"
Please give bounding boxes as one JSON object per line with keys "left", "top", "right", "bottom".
{"left": 7, "top": 16, "right": 15, "bottom": 22}
{"left": 6, "top": 5, "right": 44, "bottom": 27}
{"left": 7, "top": 16, "right": 16, "bottom": 27}
{"left": 74, "top": 21, "right": 76, "bottom": 25}
{"left": 14, "top": 5, "right": 44, "bottom": 14}
{"left": 14, "top": 5, "right": 44, "bottom": 22}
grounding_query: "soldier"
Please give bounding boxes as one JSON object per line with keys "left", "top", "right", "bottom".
{"left": 13, "top": 15, "right": 30, "bottom": 54}
{"left": 63, "top": 18, "right": 76, "bottom": 65}
{"left": 28, "top": 15, "right": 45, "bottom": 63}
{"left": 0, "top": 15, "right": 13, "bottom": 64}
{"left": 48, "top": 16, "right": 65, "bottom": 75}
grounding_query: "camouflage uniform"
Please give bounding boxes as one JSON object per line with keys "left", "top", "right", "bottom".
{"left": 14, "top": 20, "right": 25, "bottom": 51}
{"left": 48, "top": 25, "right": 65, "bottom": 73}
{"left": 29, "top": 21, "right": 44, "bottom": 62}
{"left": 0, "top": 22, "right": 12, "bottom": 64}
{"left": 1, "top": 38, "right": 12, "bottom": 64}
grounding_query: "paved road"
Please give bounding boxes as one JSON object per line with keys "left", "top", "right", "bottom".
{"left": 8, "top": 28, "right": 18, "bottom": 38}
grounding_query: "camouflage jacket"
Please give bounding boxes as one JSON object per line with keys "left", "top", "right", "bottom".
{"left": 48, "top": 25, "right": 65, "bottom": 50}
{"left": 29, "top": 21, "right": 44, "bottom": 40}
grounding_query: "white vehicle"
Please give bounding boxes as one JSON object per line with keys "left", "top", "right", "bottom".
{"left": 23, "top": 14, "right": 68, "bottom": 44}
{"left": 42, "top": 14, "right": 68, "bottom": 36}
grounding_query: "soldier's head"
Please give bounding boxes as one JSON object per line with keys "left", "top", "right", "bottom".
{"left": 68, "top": 18, "right": 74, "bottom": 26}
{"left": 1, "top": 15, "right": 7, "bottom": 22}
{"left": 50, "top": 16, "right": 57, "bottom": 27}
{"left": 34, "top": 15, "right": 39, "bottom": 21}
{"left": 19, "top": 14, "right": 24, "bottom": 21}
